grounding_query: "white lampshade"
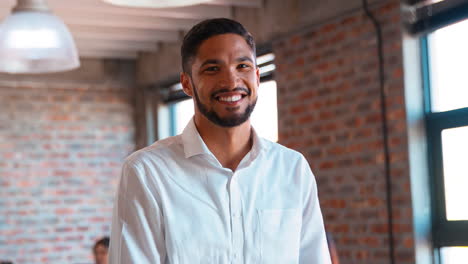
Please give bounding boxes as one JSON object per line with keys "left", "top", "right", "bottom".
{"left": 102, "top": 0, "right": 212, "bottom": 8}
{"left": 0, "top": 2, "right": 79, "bottom": 74}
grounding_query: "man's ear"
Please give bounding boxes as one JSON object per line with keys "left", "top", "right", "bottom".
{"left": 180, "top": 72, "right": 193, "bottom": 97}
{"left": 256, "top": 67, "right": 260, "bottom": 86}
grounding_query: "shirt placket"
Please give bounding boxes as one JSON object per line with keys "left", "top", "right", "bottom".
{"left": 229, "top": 172, "right": 243, "bottom": 263}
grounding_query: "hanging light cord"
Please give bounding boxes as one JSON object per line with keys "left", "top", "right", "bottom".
{"left": 362, "top": 1, "right": 396, "bottom": 264}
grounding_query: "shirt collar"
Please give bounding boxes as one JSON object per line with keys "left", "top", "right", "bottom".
{"left": 249, "top": 126, "right": 269, "bottom": 159}
{"left": 181, "top": 118, "right": 211, "bottom": 158}
{"left": 181, "top": 118, "right": 270, "bottom": 159}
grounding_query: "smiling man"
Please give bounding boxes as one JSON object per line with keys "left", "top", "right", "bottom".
{"left": 109, "top": 18, "right": 331, "bottom": 264}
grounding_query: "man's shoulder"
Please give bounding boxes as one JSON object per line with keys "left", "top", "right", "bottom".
{"left": 259, "top": 137, "right": 305, "bottom": 161}
{"left": 125, "top": 135, "right": 183, "bottom": 167}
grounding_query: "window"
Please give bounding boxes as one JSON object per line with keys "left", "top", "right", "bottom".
{"left": 160, "top": 52, "right": 278, "bottom": 142}
{"left": 440, "top": 127, "right": 468, "bottom": 221}
{"left": 440, "top": 247, "right": 468, "bottom": 264}
{"left": 428, "top": 20, "right": 468, "bottom": 113}
{"left": 424, "top": 18, "right": 468, "bottom": 263}
{"left": 250, "top": 80, "right": 278, "bottom": 142}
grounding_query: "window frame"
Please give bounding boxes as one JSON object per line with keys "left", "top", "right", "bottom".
{"left": 422, "top": 32, "right": 468, "bottom": 253}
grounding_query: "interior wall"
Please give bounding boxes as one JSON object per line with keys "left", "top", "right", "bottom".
{"left": 273, "top": 0, "right": 415, "bottom": 263}
{"left": 0, "top": 59, "right": 136, "bottom": 263}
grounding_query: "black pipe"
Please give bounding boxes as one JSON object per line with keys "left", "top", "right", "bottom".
{"left": 361, "top": 1, "right": 396, "bottom": 264}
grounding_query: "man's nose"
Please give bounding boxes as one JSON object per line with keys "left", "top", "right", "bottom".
{"left": 218, "top": 69, "right": 238, "bottom": 88}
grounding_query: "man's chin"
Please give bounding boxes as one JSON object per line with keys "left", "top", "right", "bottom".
{"left": 194, "top": 94, "right": 256, "bottom": 128}
{"left": 199, "top": 110, "right": 247, "bottom": 127}
{"left": 212, "top": 115, "right": 249, "bottom": 128}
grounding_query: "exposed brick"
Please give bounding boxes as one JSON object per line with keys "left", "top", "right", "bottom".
{"left": 274, "top": 1, "right": 413, "bottom": 263}
{"left": 0, "top": 82, "right": 135, "bottom": 263}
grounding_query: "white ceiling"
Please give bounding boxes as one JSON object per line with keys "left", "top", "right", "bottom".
{"left": 0, "top": 0, "right": 262, "bottom": 60}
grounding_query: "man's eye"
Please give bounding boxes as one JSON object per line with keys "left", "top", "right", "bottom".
{"left": 237, "top": 64, "right": 251, "bottom": 69}
{"left": 204, "top": 66, "right": 219, "bottom": 72}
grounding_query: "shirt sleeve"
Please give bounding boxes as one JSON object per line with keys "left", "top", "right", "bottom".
{"left": 298, "top": 155, "right": 332, "bottom": 264}
{"left": 109, "top": 160, "right": 166, "bottom": 264}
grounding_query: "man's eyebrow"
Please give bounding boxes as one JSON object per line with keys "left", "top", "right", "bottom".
{"left": 236, "top": 56, "right": 254, "bottom": 63}
{"left": 200, "top": 56, "right": 254, "bottom": 67}
{"left": 200, "top": 59, "right": 222, "bottom": 67}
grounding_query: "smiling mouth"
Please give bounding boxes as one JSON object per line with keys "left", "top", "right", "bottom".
{"left": 216, "top": 94, "right": 245, "bottom": 103}
{"left": 213, "top": 88, "right": 250, "bottom": 103}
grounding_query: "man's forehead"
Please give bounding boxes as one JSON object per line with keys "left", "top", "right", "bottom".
{"left": 197, "top": 34, "right": 253, "bottom": 55}
{"left": 192, "top": 36, "right": 252, "bottom": 64}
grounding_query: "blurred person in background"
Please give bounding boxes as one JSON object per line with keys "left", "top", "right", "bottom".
{"left": 93, "top": 236, "right": 109, "bottom": 264}
{"left": 327, "top": 233, "right": 340, "bottom": 264}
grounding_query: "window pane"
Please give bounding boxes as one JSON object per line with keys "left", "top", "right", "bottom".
{"left": 428, "top": 18, "right": 468, "bottom": 113}
{"left": 158, "top": 104, "right": 171, "bottom": 140}
{"left": 441, "top": 247, "right": 468, "bottom": 264}
{"left": 441, "top": 126, "right": 468, "bottom": 220}
{"left": 173, "top": 99, "right": 194, "bottom": 135}
{"left": 250, "top": 80, "right": 278, "bottom": 142}
{"left": 257, "top": 53, "right": 275, "bottom": 65}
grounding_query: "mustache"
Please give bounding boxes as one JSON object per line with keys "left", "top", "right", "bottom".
{"left": 211, "top": 87, "right": 251, "bottom": 98}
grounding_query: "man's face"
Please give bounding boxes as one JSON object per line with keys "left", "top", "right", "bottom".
{"left": 93, "top": 245, "right": 108, "bottom": 264}
{"left": 181, "top": 33, "right": 260, "bottom": 127}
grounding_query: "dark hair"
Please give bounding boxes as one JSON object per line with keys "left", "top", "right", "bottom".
{"left": 181, "top": 18, "right": 256, "bottom": 75}
{"left": 93, "top": 236, "right": 110, "bottom": 250}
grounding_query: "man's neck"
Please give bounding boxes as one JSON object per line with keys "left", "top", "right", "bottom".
{"left": 194, "top": 115, "right": 253, "bottom": 172}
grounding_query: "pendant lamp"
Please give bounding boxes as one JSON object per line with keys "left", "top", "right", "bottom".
{"left": 0, "top": 0, "right": 80, "bottom": 74}
{"left": 102, "top": 0, "right": 212, "bottom": 8}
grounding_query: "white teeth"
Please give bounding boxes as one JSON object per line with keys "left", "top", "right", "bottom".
{"left": 218, "top": 95, "right": 242, "bottom": 102}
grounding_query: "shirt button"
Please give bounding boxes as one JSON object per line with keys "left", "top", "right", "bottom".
{"left": 233, "top": 253, "right": 238, "bottom": 259}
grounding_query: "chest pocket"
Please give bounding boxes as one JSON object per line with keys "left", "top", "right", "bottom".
{"left": 257, "top": 209, "right": 302, "bottom": 264}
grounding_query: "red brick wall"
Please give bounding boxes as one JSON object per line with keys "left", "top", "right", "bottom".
{"left": 274, "top": 1, "right": 414, "bottom": 263}
{"left": 0, "top": 80, "right": 135, "bottom": 263}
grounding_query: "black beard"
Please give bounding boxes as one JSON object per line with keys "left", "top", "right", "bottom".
{"left": 191, "top": 80, "right": 257, "bottom": 128}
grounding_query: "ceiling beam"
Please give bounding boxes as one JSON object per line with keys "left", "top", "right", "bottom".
{"left": 204, "top": 0, "right": 262, "bottom": 8}
{"left": 62, "top": 13, "right": 201, "bottom": 31}
{"left": 69, "top": 25, "right": 180, "bottom": 43}
{"left": 50, "top": 0, "right": 231, "bottom": 19}
{"left": 0, "top": 0, "right": 232, "bottom": 19}
{"left": 78, "top": 49, "right": 138, "bottom": 60}
{"left": 75, "top": 39, "right": 159, "bottom": 52}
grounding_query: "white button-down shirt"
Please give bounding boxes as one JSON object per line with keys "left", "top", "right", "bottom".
{"left": 109, "top": 119, "right": 331, "bottom": 264}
